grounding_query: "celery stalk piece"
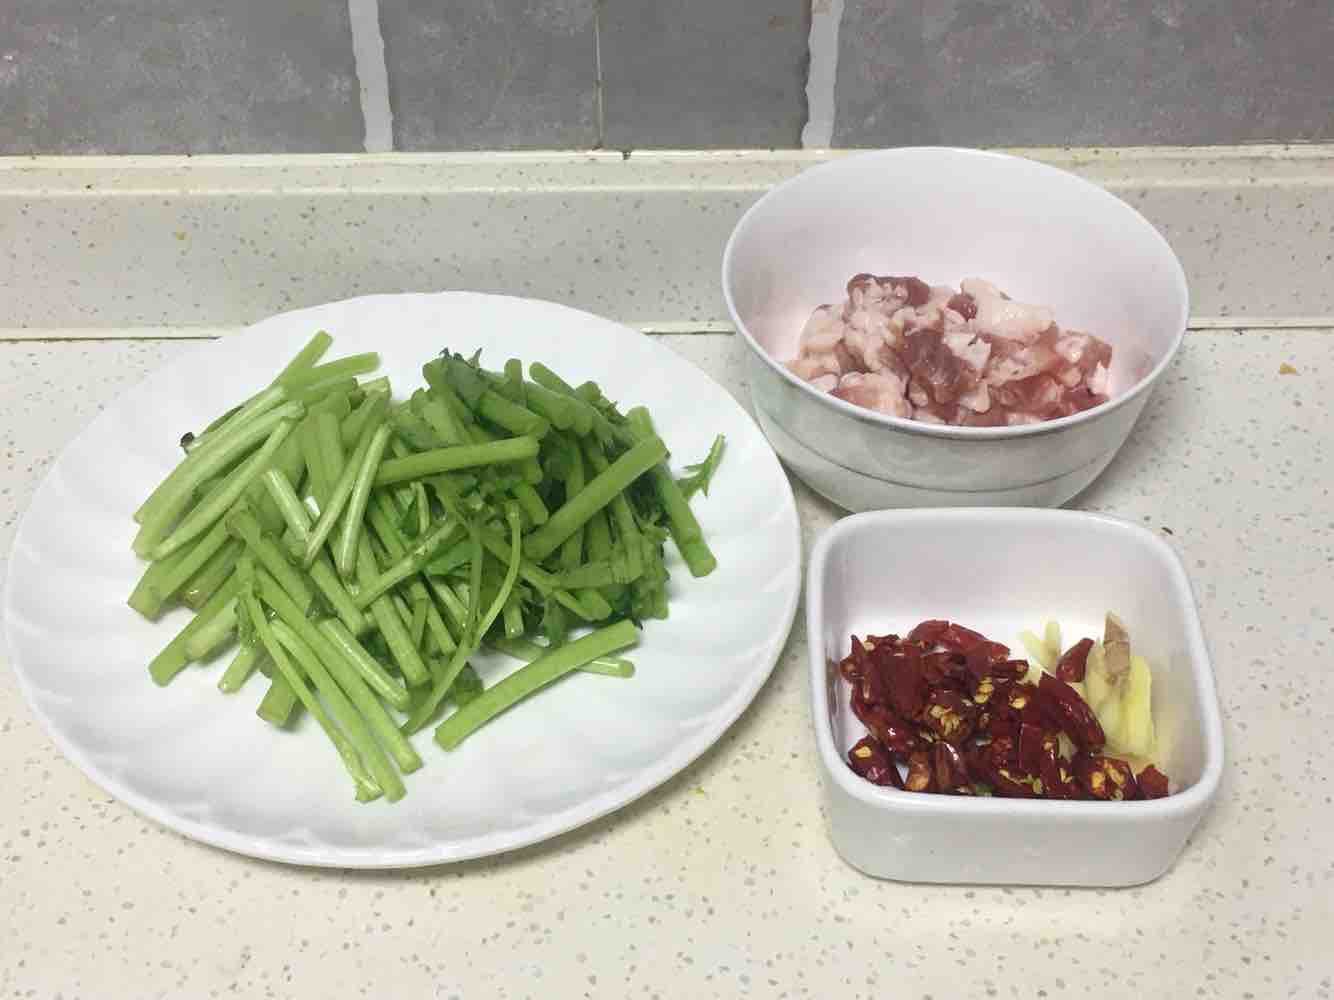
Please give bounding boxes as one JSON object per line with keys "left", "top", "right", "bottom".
{"left": 301, "top": 414, "right": 383, "bottom": 568}
{"left": 256, "top": 675, "right": 299, "bottom": 728}
{"left": 243, "top": 592, "right": 382, "bottom": 801}
{"left": 435, "top": 620, "right": 639, "bottom": 751}
{"left": 218, "top": 640, "right": 265, "bottom": 693}
{"left": 373, "top": 437, "right": 540, "bottom": 486}
{"left": 524, "top": 437, "right": 667, "bottom": 562}
{"left": 626, "top": 407, "right": 717, "bottom": 578}
{"left": 147, "top": 419, "right": 297, "bottom": 561}
{"left": 334, "top": 423, "right": 393, "bottom": 578}
{"left": 134, "top": 402, "right": 305, "bottom": 552}
{"left": 148, "top": 572, "right": 243, "bottom": 686}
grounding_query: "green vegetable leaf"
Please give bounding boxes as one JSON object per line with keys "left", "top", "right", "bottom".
{"left": 675, "top": 435, "right": 725, "bottom": 500}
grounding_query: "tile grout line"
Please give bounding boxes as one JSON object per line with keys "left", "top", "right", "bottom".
{"left": 593, "top": 2, "right": 607, "bottom": 148}
{"left": 801, "top": 0, "right": 844, "bottom": 148}
{"left": 348, "top": 0, "right": 394, "bottom": 153}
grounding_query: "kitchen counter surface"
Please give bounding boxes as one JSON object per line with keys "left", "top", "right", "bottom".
{"left": 2, "top": 326, "right": 1331, "bottom": 999}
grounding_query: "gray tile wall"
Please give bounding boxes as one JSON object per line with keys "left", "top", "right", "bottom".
{"left": 600, "top": 0, "right": 811, "bottom": 149}
{"left": 833, "top": 0, "right": 1334, "bottom": 147}
{"left": 0, "top": 1, "right": 364, "bottom": 154}
{"left": 379, "top": 0, "right": 599, "bottom": 151}
{"left": 1, "top": 0, "right": 1331, "bottom": 154}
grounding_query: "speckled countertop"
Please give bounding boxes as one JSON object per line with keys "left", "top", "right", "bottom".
{"left": 3, "top": 153, "right": 1333, "bottom": 998}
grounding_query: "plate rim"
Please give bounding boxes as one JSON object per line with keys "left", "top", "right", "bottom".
{"left": 3, "top": 290, "right": 803, "bottom": 869}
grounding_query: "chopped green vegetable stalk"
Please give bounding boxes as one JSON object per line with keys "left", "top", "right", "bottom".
{"left": 355, "top": 535, "right": 431, "bottom": 688}
{"left": 317, "top": 409, "right": 347, "bottom": 481}
{"left": 502, "top": 359, "right": 527, "bottom": 404}
{"left": 270, "top": 621, "right": 409, "bottom": 800}
{"left": 502, "top": 593, "right": 525, "bottom": 639}
{"left": 182, "top": 383, "right": 289, "bottom": 458}
{"left": 400, "top": 521, "right": 488, "bottom": 735}
{"left": 179, "top": 534, "right": 242, "bottom": 610}
{"left": 225, "top": 505, "right": 314, "bottom": 615}
{"left": 317, "top": 619, "right": 412, "bottom": 711}
{"left": 128, "top": 520, "right": 226, "bottom": 617}
{"left": 524, "top": 436, "right": 667, "bottom": 562}
{"left": 335, "top": 423, "right": 393, "bottom": 578}
{"left": 489, "top": 636, "right": 635, "bottom": 679}
{"left": 340, "top": 387, "right": 390, "bottom": 451}
{"left": 148, "top": 419, "right": 297, "bottom": 561}
{"left": 627, "top": 408, "right": 718, "bottom": 578}
{"left": 258, "top": 467, "right": 366, "bottom": 633}
{"left": 279, "top": 352, "right": 380, "bottom": 391}
{"left": 405, "top": 595, "right": 428, "bottom": 649}
{"left": 415, "top": 393, "right": 466, "bottom": 446}
{"left": 255, "top": 572, "right": 421, "bottom": 777}
{"left": 218, "top": 640, "right": 265, "bottom": 693}
{"left": 579, "top": 436, "right": 644, "bottom": 583}
{"left": 403, "top": 510, "right": 524, "bottom": 734}
{"left": 300, "top": 419, "right": 331, "bottom": 504}
{"left": 148, "top": 571, "right": 243, "bottom": 686}
{"left": 134, "top": 402, "right": 305, "bottom": 553}
{"left": 510, "top": 481, "right": 549, "bottom": 526}
{"left": 256, "top": 674, "right": 299, "bottom": 728}
{"left": 302, "top": 415, "right": 383, "bottom": 567}
{"left": 261, "top": 468, "right": 312, "bottom": 548}
{"left": 243, "top": 592, "right": 383, "bottom": 802}
{"left": 528, "top": 362, "right": 578, "bottom": 397}
{"left": 558, "top": 439, "right": 586, "bottom": 570}
{"left": 182, "top": 595, "right": 239, "bottom": 660}
{"left": 373, "top": 437, "right": 540, "bottom": 486}
{"left": 352, "top": 518, "right": 460, "bottom": 610}
{"left": 275, "top": 331, "right": 334, "bottom": 381}
{"left": 435, "top": 620, "right": 639, "bottom": 751}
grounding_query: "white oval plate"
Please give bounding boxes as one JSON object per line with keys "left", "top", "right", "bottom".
{"left": 4, "top": 293, "right": 801, "bottom": 868}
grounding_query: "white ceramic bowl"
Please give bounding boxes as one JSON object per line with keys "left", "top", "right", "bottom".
{"left": 806, "top": 508, "right": 1224, "bottom": 887}
{"left": 722, "top": 147, "right": 1190, "bottom": 511}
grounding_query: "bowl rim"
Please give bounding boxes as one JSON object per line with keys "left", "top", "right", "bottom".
{"left": 805, "top": 507, "right": 1226, "bottom": 821}
{"left": 721, "top": 146, "right": 1191, "bottom": 441}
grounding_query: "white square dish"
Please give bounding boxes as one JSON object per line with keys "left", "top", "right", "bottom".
{"left": 806, "top": 508, "right": 1224, "bottom": 887}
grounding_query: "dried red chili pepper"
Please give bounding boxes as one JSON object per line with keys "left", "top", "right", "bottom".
{"left": 1018, "top": 722, "right": 1055, "bottom": 774}
{"left": 1037, "top": 673, "right": 1106, "bottom": 751}
{"left": 1137, "top": 765, "right": 1171, "bottom": 799}
{"left": 903, "top": 751, "right": 935, "bottom": 793}
{"left": 922, "top": 689, "right": 979, "bottom": 744}
{"left": 932, "top": 741, "right": 973, "bottom": 794}
{"left": 1038, "top": 744, "right": 1079, "bottom": 799}
{"left": 1072, "top": 753, "right": 1138, "bottom": 801}
{"left": 843, "top": 623, "right": 1170, "bottom": 801}
{"left": 964, "top": 640, "right": 1014, "bottom": 678}
{"left": 852, "top": 700, "right": 923, "bottom": 758}
{"left": 1054, "top": 637, "right": 1094, "bottom": 683}
{"left": 1000, "top": 681, "right": 1044, "bottom": 726}
{"left": 907, "top": 619, "right": 950, "bottom": 644}
{"left": 921, "top": 650, "right": 969, "bottom": 690}
{"left": 981, "top": 760, "right": 1040, "bottom": 798}
{"left": 847, "top": 736, "right": 904, "bottom": 788}
{"left": 938, "top": 622, "right": 990, "bottom": 653}
{"left": 990, "top": 659, "right": 1030, "bottom": 682}
{"left": 884, "top": 649, "right": 929, "bottom": 721}
{"left": 859, "top": 659, "right": 890, "bottom": 707}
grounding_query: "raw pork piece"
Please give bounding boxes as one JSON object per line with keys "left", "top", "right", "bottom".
{"left": 786, "top": 274, "right": 1114, "bottom": 426}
